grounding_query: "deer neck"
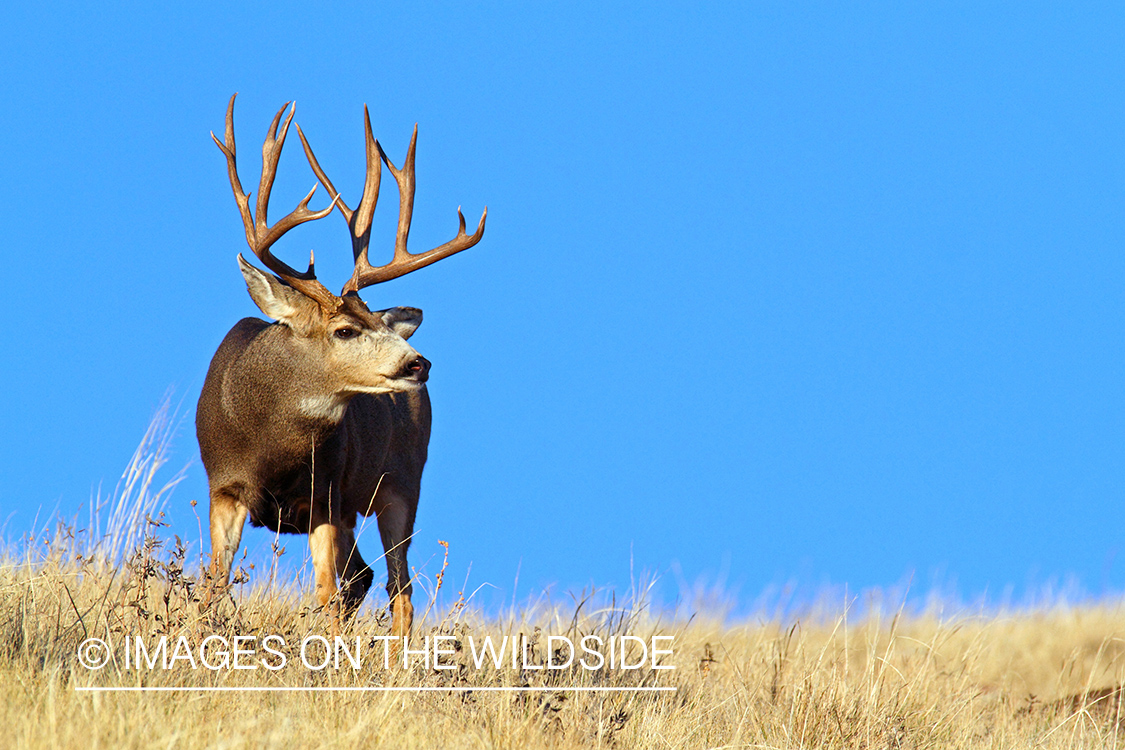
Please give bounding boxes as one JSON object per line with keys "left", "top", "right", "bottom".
{"left": 296, "top": 392, "right": 352, "bottom": 425}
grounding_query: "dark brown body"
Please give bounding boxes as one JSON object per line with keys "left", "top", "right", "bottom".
{"left": 197, "top": 315, "right": 430, "bottom": 624}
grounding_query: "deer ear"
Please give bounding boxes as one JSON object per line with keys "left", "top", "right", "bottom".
{"left": 237, "top": 254, "right": 320, "bottom": 328}
{"left": 379, "top": 306, "right": 423, "bottom": 340}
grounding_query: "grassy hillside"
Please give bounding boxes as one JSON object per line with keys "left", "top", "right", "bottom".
{"left": 4, "top": 514, "right": 1125, "bottom": 749}
{"left": 6, "top": 411, "right": 1124, "bottom": 749}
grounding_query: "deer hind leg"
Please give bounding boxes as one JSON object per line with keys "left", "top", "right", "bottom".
{"left": 376, "top": 492, "right": 416, "bottom": 638}
{"left": 335, "top": 518, "right": 374, "bottom": 618}
{"left": 203, "top": 488, "right": 248, "bottom": 609}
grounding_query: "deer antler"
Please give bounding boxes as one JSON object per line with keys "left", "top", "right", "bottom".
{"left": 296, "top": 106, "right": 381, "bottom": 268}
{"left": 212, "top": 94, "right": 340, "bottom": 310}
{"left": 297, "top": 112, "right": 487, "bottom": 296}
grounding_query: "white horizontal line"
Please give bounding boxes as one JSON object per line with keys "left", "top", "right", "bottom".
{"left": 75, "top": 686, "right": 676, "bottom": 693}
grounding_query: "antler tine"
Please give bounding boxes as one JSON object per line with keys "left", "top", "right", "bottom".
{"left": 212, "top": 94, "right": 341, "bottom": 310}
{"left": 383, "top": 125, "right": 419, "bottom": 264}
{"left": 254, "top": 101, "right": 293, "bottom": 237}
{"left": 342, "top": 125, "right": 487, "bottom": 293}
{"left": 211, "top": 94, "right": 256, "bottom": 252}
{"left": 352, "top": 105, "right": 383, "bottom": 262}
{"left": 297, "top": 125, "right": 353, "bottom": 222}
{"left": 296, "top": 104, "right": 381, "bottom": 266}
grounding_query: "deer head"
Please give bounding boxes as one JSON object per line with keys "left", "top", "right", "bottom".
{"left": 211, "top": 94, "right": 487, "bottom": 402}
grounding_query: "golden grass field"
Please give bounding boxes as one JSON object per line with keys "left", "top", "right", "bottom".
{"left": 7, "top": 519, "right": 1125, "bottom": 750}
{"left": 5, "top": 417, "right": 1125, "bottom": 749}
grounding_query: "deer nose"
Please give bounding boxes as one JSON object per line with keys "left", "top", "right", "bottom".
{"left": 404, "top": 356, "right": 430, "bottom": 381}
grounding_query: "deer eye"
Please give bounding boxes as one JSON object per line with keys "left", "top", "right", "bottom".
{"left": 333, "top": 327, "right": 359, "bottom": 340}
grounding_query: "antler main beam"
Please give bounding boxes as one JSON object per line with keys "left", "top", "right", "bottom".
{"left": 298, "top": 113, "right": 487, "bottom": 296}
{"left": 212, "top": 94, "right": 340, "bottom": 309}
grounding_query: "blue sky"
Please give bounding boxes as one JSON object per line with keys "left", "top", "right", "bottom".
{"left": 2, "top": 2, "right": 1123, "bottom": 614}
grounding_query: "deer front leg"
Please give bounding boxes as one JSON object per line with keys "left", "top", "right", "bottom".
{"left": 376, "top": 492, "right": 416, "bottom": 639}
{"left": 203, "top": 488, "right": 247, "bottom": 609}
{"left": 309, "top": 510, "right": 343, "bottom": 633}
{"left": 391, "top": 591, "right": 414, "bottom": 640}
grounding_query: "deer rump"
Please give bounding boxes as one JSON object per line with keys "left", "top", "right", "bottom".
{"left": 196, "top": 316, "right": 430, "bottom": 538}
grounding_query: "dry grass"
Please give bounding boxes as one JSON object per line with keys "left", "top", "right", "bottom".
{"left": 6, "top": 519, "right": 1125, "bottom": 749}
{"left": 7, "top": 412, "right": 1125, "bottom": 748}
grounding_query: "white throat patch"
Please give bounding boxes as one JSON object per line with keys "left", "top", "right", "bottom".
{"left": 298, "top": 394, "right": 349, "bottom": 423}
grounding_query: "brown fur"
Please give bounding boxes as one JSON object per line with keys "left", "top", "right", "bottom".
{"left": 199, "top": 97, "right": 484, "bottom": 638}
{"left": 196, "top": 277, "right": 431, "bottom": 636}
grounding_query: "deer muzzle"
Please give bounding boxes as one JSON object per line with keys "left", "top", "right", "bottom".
{"left": 399, "top": 355, "right": 430, "bottom": 383}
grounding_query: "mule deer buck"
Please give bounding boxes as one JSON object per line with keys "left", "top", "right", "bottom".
{"left": 196, "top": 94, "right": 486, "bottom": 637}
